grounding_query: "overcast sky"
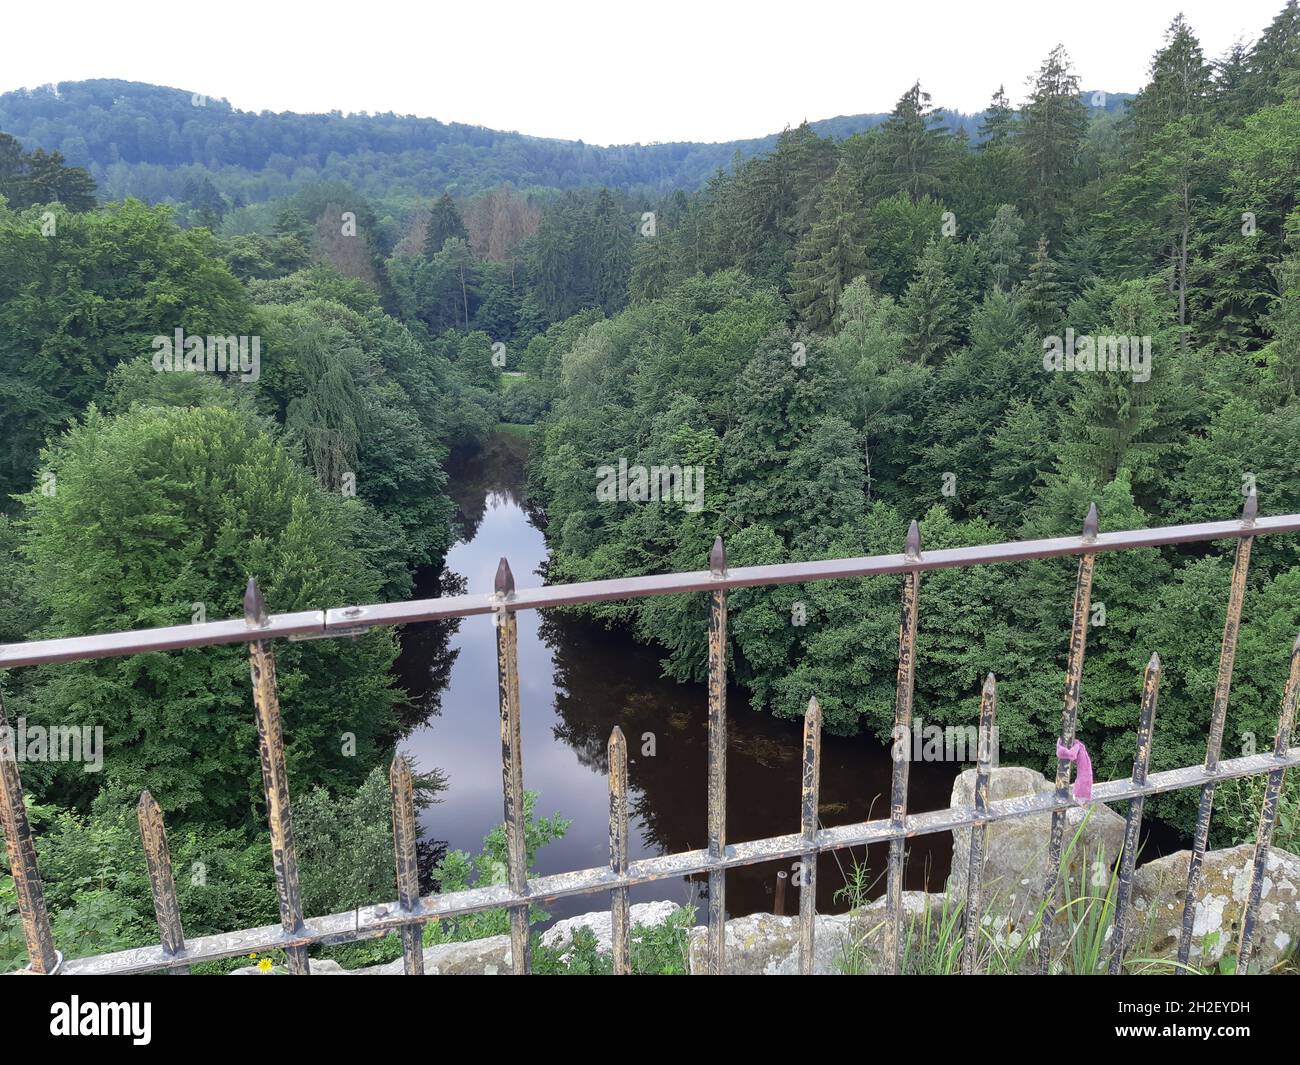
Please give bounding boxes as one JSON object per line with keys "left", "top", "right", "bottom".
{"left": 3, "top": 0, "right": 1287, "bottom": 145}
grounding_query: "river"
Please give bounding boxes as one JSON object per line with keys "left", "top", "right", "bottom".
{"left": 393, "top": 431, "right": 962, "bottom": 923}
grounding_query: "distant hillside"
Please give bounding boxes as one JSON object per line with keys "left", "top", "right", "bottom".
{"left": 0, "top": 80, "right": 1131, "bottom": 207}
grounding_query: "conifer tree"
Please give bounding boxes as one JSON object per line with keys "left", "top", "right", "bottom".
{"left": 979, "top": 85, "right": 1017, "bottom": 148}
{"left": 423, "top": 192, "right": 468, "bottom": 258}
{"left": 876, "top": 82, "right": 950, "bottom": 205}
{"left": 790, "top": 163, "right": 869, "bottom": 329}
{"left": 1213, "top": 40, "right": 1253, "bottom": 121}
{"left": 588, "top": 188, "right": 632, "bottom": 315}
{"left": 900, "top": 240, "right": 958, "bottom": 365}
{"left": 1129, "top": 14, "right": 1214, "bottom": 150}
{"left": 1239, "top": 0, "right": 1300, "bottom": 110}
{"left": 1017, "top": 237, "right": 1068, "bottom": 335}
{"left": 977, "top": 203, "right": 1025, "bottom": 291}
{"left": 12, "top": 147, "right": 96, "bottom": 211}
{"left": 1018, "top": 46, "right": 1086, "bottom": 240}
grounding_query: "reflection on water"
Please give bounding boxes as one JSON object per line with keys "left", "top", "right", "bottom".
{"left": 396, "top": 432, "right": 959, "bottom": 922}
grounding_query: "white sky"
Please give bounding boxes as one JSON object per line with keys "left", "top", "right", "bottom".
{"left": 2, "top": 0, "right": 1287, "bottom": 145}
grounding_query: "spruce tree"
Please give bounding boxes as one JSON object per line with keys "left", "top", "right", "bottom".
{"left": 1110, "top": 17, "right": 1212, "bottom": 352}
{"left": 1239, "top": 0, "right": 1300, "bottom": 110}
{"left": 979, "top": 85, "right": 1017, "bottom": 148}
{"left": 1213, "top": 40, "right": 1253, "bottom": 121}
{"left": 977, "top": 203, "right": 1025, "bottom": 291}
{"left": 790, "top": 163, "right": 869, "bottom": 329}
{"left": 1129, "top": 14, "right": 1214, "bottom": 150}
{"left": 19, "top": 148, "right": 96, "bottom": 211}
{"left": 423, "top": 192, "right": 468, "bottom": 258}
{"left": 1017, "top": 237, "right": 1068, "bottom": 335}
{"left": 876, "top": 82, "right": 950, "bottom": 205}
{"left": 1018, "top": 46, "right": 1086, "bottom": 241}
{"left": 588, "top": 188, "right": 632, "bottom": 316}
{"left": 900, "top": 240, "right": 958, "bottom": 365}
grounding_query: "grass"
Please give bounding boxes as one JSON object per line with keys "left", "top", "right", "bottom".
{"left": 493, "top": 420, "right": 536, "bottom": 436}
{"left": 531, "top": 905, "right": 696, "bottom": 975}
{"left": 832, "top": 811, "right": 1198, "bottom": 975}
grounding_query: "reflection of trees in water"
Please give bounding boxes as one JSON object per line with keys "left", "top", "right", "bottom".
{"left": 541, "top": 611, "right": 959, "bottom": 914}
{"left": 397, "top": 432, "right": 540, "bottom": 894}
{"left": 418, "top": 839, "right": 449, "bottom": 895}
{"left": 395, "top": 568, "right": 459, "bottom": 891}
{"left": 402, "top": 431, "right": 959, "bottom": 916}
{"left": 447, "top": 432, "right": 538, "bottom": 541}
{"left": 544, "top": 615, "right": 610, "bottom": 773}
{"left": 393, "top": 566, "right": 466, "bottom": 734}
{"left": 543, "top": 612, "right": 715, "bottom": 858}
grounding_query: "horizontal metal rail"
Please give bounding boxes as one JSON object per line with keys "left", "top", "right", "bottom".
{"left": 59, "top": 745, "right": 1300, "bottom": 975}
{"left": 4, "top": 503, "right": 1299, "bottom": 976}
{"left": 3, "top": 514, "right": 1298, "bottom": 669}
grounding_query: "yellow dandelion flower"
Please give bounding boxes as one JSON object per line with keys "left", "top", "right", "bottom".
{"left": 257, "top": 958, "right": 273, "bottom": 973}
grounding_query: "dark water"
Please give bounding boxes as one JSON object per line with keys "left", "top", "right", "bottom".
{"left": 394, "top": 432, "right": 962, "bottom": 922}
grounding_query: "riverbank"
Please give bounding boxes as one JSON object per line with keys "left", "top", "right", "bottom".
{"left": 392, "top": 432, "right": 960, "bottom": 921}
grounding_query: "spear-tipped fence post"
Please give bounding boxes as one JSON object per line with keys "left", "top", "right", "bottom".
{"left": 884, "top": 520, "right": 921, "bottom": 975}
{"left": 1038, "top": 503, "right": 1099, "bottom": 974}
{"left": 961, "top": 674, "right": 997, "bottom": 975}
{"left": 1235, "top": 632, "right": 1300, "bottom": 974}
{"left": 608, "top": 725, "right": 631, "bottom": 975}
{"left": 0, "top": 691, "right": 58, "bottom": 973}
{"left": 137, "top": 790, "right": 189, "bottom": 973}
{"left": 390, "top": 757, "right": 424, "bottom": 975}
{"left": 1177, "top": 493, "right": 1256, "bottom": 971}
{"left": 706, "top": 535, "right": 729, "bottom": 974}
{"left": 494, "top": 558, "right": 530, "bottom": 974}
{"left": 245, "top": 577, "right": 310, "bottom": 975}
{"left": 798, "top": 696, "right": 822, "bottom": 974}
{"left": 1108, "top": 652, "right": 1161, "bottom": 975}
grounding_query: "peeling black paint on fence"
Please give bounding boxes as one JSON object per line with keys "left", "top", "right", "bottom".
{"left": 1235, "top": 633, "right": 1300, "bottom": 973}
{"left": 390, "top": 757, "right": 424, "bottom": 975}
{"left": 9, "top": 514, "right": 1300, "bottom": 670}
{"left": 137, "top": 791, "right": 189, "bottom": 974}
{"left": 961, "top": 674, "right": 997, "bottom": 976}
{"left": 706, "top": 535, "right": 728, "bottom": 975}
{"left": 1037, "top": 504, "right": 1097, "bottom": 975}
{"left": 1107, "top": 652, "right": 1161, "bottom": 975}
{"left": 0, "top": 691, "right": 58, "bottom": 973}
{"left": 2, "top": 509, "right": 1300, "bottom": 976}
{"left": 799, "top": 696, "right": 822, "bottom": 974}
{"left": 1177, "top": 492, "right": 1255, "bottom": 971}
{"left": 884, "top": 520, "right": 921, "bottom": 975}
{"left": 245, "top": 578, "right": 310, "bottom": 976}
{"left": 494, "top": 558, "right": 530, "bottom": 975}
{"left": 608, "top": 726, "right": 631, "bottom": 974}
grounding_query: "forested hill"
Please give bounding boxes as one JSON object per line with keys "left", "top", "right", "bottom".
{"left": 0, "top": 79, "right": 1128, "bottom": 203}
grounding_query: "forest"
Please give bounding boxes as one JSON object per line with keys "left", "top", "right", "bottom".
{"left": 0, "top": 78, "right": 1001, "bottom": 206}
{"left": 1, "top": 3, "right": 1300, "bottom": 971}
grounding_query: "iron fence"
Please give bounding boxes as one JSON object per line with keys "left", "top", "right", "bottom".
{"left": 1, "top": 500, "right": 1299, "bottom": 975}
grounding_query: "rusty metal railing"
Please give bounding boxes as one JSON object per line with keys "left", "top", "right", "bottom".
{"left": 1, "top": 500, "right": 1299, "bottom": 975}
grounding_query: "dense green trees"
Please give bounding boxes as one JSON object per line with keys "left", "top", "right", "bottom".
{"left": 16, "top": 405, "right": 402, "bottom": 823}
{"left": 873, "top": 82, "right": 955, "bottom": 205}
{"left": 4, "top": 2, "right": 1300, "bottom": 965}
{"left": 0, "top": 132, "right": 95, "bottom": 210}
{"left": 520, "top": 189, "right": 633, "bottom": 321}
{"left": 0, "top": 80, "right": 980, "bottom": 207}
{"left": 522, "top": 6, "right": 1300, "bottom": 846}
{"left": 0, "top": 179, "right": 497, "bottom": 892}
{"left": 790, "top": 163, "right": 869, "bottom": 328}
{"left": 423, "top": 192, "right": 468, "bottom": 257}
{"left": 0, "top": 199, "right": 252, "bottom": 502}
